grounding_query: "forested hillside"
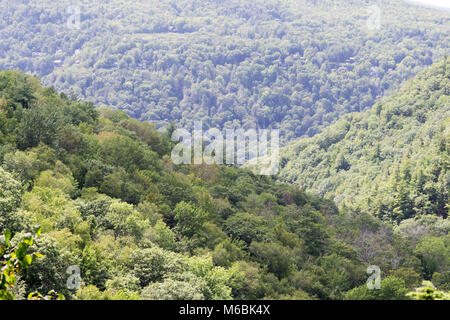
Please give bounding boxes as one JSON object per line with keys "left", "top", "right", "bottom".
{"left": 279, "top": 57, "right": 449, "bottom": 223}
{"left": 0, "top": 0, "right": 449, "bottom": 141}
{"left": 1, "top": 70, "right": 448, "bottom": 300}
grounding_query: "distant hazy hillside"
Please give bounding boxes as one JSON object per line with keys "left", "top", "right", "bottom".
{"left": 279, "top": 57, "right": 449, "bottom": 222}
{"left": 0, "top": 0, "right": 449, "bottom": 141}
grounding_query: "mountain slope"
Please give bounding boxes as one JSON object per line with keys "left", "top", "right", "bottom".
{"left": 279, "top": 57, "right": 449, "bottom": 221}
{"left": 0, "top": 0, "right": 449, "bottom": 141}
{"left": 2, "top": 69, "right": 449, "bottom": 300}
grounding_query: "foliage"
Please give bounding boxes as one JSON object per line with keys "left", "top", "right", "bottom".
{"left": 0, "top": 168, "right": 24, "bottom": 232}
{"left": 0, "top": 67, "right": 448, "bottom": 300}
{"left": 0, "top": 1, "right": 449, "bottom": 142}
{"left": 280, "top": 58, "right": 449, "bottom": 223}
{"left": 0, "top": 226, "right": 43, "bottom": 300}
{"left": 407, "top": 281, "right": 450, "bottom": 300}
{"left": 344, "top": 276, "right": 408, "bottom": 300}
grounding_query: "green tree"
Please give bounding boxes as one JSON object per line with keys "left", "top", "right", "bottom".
{"left": 344, "top": 276, "right": 408, "bottom": 300}
{"left": 223, "top": 212, "right": 268, "bottom": 246}
{"left": 0, "top": 167, "right": 23, "bottom": 232}
{"left": 141, "top": 277, "right": 205, "bottom": 300}
{"left": 414, "top": 236, "right": 449, "bottom": 279}
{"left": 174, "top": 201, "right": 209, "bottom": 238}
{"left": 249, "top": 242, "right": 293, "bottom": 279}
{"left": 0, "top": 226, "right": 43, "bottom": 300}
{"left": 130, "top": 247, "right": 185, "bottom": 287}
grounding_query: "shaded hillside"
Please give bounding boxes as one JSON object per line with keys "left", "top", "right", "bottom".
{"left": 280, "top": 57, "right": 449, "bottom": 222}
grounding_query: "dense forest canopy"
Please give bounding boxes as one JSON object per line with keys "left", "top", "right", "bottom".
{"left": 279, "top": 57, "right": 449, "bottom": 222}
{"left": 0, "top": 0, "right": 449, "bottom": 301}
{"left": 0, "top": 69, "right": 448, "bottom": 300}
{"left": 0, "top": 0, "right": 449, "bottom": 141}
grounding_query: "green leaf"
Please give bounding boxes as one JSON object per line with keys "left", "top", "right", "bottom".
{"left": 4, "top": 230, "right": 11, "bottom": 244}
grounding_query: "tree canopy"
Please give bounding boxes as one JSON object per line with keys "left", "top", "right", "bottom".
{"left": 0, "top": 68, "right": 448, "bottom": 300}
